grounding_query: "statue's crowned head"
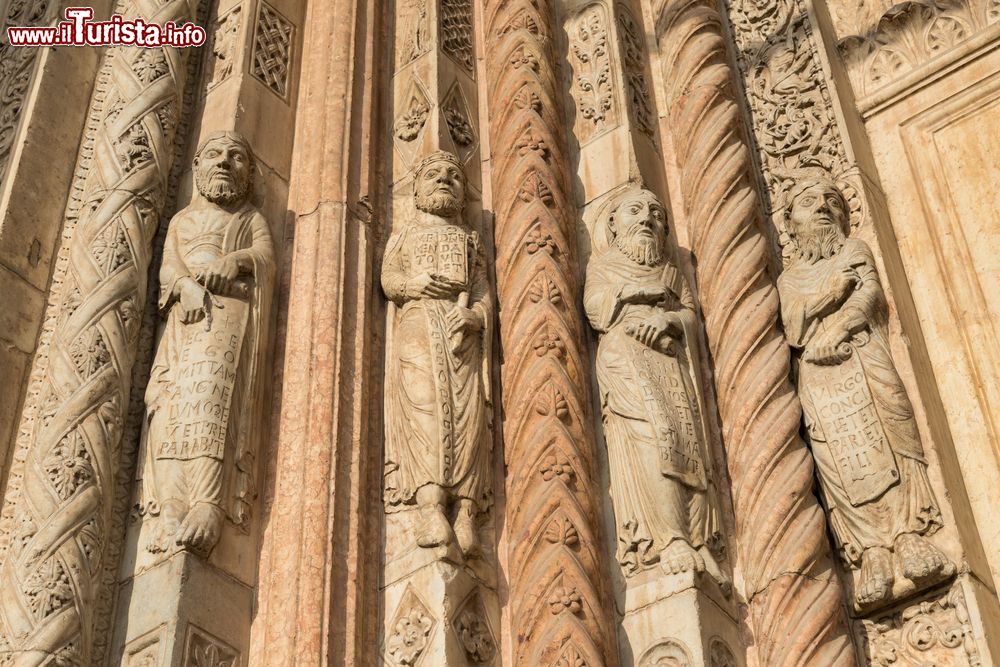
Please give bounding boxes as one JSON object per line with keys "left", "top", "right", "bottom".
{"left": 414, "top": 150, "right": 466, "bottom": 218}
{"left": 608, "top": 187, "right": 668, "bottom": 267}
{"left": 194, "top": 131, "right": 255, "bottom": 206}
{"left": 785, "top": 177, "right": 850, "bottom": 263}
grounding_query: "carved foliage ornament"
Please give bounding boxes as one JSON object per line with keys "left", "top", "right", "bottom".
{"left": 386, "top": 588, "right": 435, "bottom": 667}
{"left": 861, "top": 586, "right": 981, "bottom": 666}
{"left": 838, "top": 0, "right": 1000, "bottom": 100}
{"left": 0, "top": 0, "right": 57, "bottom": 182}
{"left": 207, "top": 5, "right": 242, "bottom": 90}
{"left": 617, "top": 6, "right": 656, "bottom": 141}
{"left": 567, "top": 4, "right": 616, "bottom": 140}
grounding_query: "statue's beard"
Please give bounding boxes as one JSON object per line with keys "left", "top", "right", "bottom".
{"left": 794, "top": 224, "right": 845, "bottom": 263}
{"left": 615, "top": 228, "right": 663, "bottom": 267}
{"left": 416, "top": 191, "right": 462, "bottom": 217}
{"left": 196, "top": 169, "right": 249, "bottom": 206}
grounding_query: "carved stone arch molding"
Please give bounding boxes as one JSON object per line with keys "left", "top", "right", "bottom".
{"left": 638, "top": 638, "right": 692, "bottom": 667}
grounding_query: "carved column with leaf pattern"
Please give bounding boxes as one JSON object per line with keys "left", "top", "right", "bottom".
{"left": 484, "top": 0, "right": 618, "bottom": 664}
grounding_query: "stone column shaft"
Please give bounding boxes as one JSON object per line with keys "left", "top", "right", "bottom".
{"left": 484, "top": 1, "right": 618, "bottom": 664}
{"left": 249, "top": 0, "right": 383, "bottom": 664}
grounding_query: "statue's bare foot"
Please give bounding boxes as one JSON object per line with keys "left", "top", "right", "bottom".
{"left": 146, "top": 516, "right": 180, "bottom": 554}
{"left": 661, "top": 539, "right": 705, "bottom": 575}
{"left": 895, "top": 532, "right": 954, "bottom": 587}
{"left": 698, "top": 546, "right": 732, "bottom": 596}
{"left": 453, "top": 502, "right": 481, "bottom": 559}
{"left": 857, "top": 546, "right": 893, "bottom": 610}
{"left": 417, "top": 504, "right": 452, "bottom": 549}
{"left": 176, "top": 503, "right": 224, "bottom": 555}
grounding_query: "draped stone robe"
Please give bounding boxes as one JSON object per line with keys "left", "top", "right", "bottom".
{"left": 779, "top": 237, "right": 942, "bottom": 565}
{"left": 143, "top": 202, "right": 275, "bottom": 527}
{"left": 381, "top": 220, "right": 493, "bottom": 513}
{"left": 585, "top": 247, "right": 717, "bottom": 574}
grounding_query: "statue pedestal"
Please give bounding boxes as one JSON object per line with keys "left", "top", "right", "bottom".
{"left": 381, "top": 509, "right": 499, "bottom": 667}
{"left": 618, "top": 568, "right": 743, "bottom": 666}
{"left": 110, "top": 551, "right": 251, "bottom": 666}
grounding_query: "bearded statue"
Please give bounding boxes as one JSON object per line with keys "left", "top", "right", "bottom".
{"left": 584, "top": 187, "right": 727, "bottom": 589}
{"left": 142, "top": 132, "right": 275, "bottom": 556}
{"left": 777, "top": 177, "right": 954, "bottom": 611}
{"left": 381, "top": 150, "right": 493, "bottom": 558}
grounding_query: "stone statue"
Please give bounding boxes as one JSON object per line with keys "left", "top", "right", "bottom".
{"left": 143, "top": 131, "right": 275, "bottom": 556}
{"left": 584, "top": 187, "right": 726, "bottom": 587}
{"left": 777, "top": 177, "right": 954, "bottom": 610}
{"left": 381, "top": 150, "right": 493, "bottom": 558}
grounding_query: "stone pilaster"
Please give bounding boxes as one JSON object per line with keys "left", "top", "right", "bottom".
{"left": 483, "top": 0, "right": 618, "bottom": 664}
{"left": 107, "top": 1, "right": 303, "bottom": 664}
{"left": 248, "top": 0, "right": 384, "bottom": 664}
{"left": 380, "top": 3, "right": 501, "bottom": 666}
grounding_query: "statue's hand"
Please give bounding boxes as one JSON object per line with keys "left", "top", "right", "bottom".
{"left": 446, "top": 306, "right": 482, "bottom": 337}
{"left": 804, "top": 325, "right": 851, "bottom": 365}
{"left": 822, "top": 266, "right": 859, "bottom": 301}
{"left": 179, "top": 278, "right": 209, "bottom": 325}
{"left": 627, "top": 312, "right": 679, "bottom": 348}
{"left": 621, "top": 284, "right": 666, "bottom": 304}
{"left": 406, "top": 272, "right": 462, "bottom": 299}
{"left": 199, "top": 255, "right": 240, "bottom": 294}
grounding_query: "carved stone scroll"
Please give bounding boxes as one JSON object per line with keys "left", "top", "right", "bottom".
{"left": 651, "top": 0, "right": 856, "bottom": 664}
{"left": 484, "top": 1, "right": 616, "bottom": 663}
{"left": 0, "top": 0, "right": 202, "bottom": 661}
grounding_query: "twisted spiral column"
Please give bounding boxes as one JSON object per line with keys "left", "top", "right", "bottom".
{"left": 0, "top": 1, "right": 199, "bottom": 661}
{"left": 484, "top": 1, "right": 617, "bottom": 664}
{"left": 652, "top": 1, "right": 856, "bottom": 664}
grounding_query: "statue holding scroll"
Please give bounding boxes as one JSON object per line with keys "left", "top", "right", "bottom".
{"left": 584, "top": 187, "right": 726, "bottom": 587}
{"left": 778, "top": 177, "right": 953, "bottom": 610}
{"left": 381, "top": 150, "right": 493, "bottom": 558}
{"left": 143, "top": 132, "right": 275, "bottom": 556}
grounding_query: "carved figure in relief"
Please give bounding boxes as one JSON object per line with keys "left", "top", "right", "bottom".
{"left": 143, "top": 132, "right": 275, "bottom": 556}
{"left": 381, "top": 150, "right": 493, "bottom": 558}
{"left": 584, "top": 187, "right": 726, "bottom": 587}
{"left": 777, "top": 177, "right": 954, "bottom": 610}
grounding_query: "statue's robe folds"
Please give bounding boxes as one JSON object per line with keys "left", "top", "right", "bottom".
{"left": 779, "top": 238, "right": 942, "bottom": 564}
{"left": 381, "top": 221, "right": 493, "bottom": 513}
{"left": 143, "top": 202, "right": 275, "bottom": 527}
{"left": 585, "top": 248, "right": 717, "bottom": 574}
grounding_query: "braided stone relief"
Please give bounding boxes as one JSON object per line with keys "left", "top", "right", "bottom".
{"left": 777, "top": 177, "right": 954, "bottom": 612}
{"left": 584, "top": 187, "right": 728, "bottom": 591}
{"left": 250, "top": 1, "right": 293, "bottom": 99}
{"left": 0, "top": 0, "right": 202, "bottom": 659}
{"left": 381, "top": 151, "right": 493, "bottom": 559}
{"left": 141, "top": 132, "right": 275, "bottom": 558}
